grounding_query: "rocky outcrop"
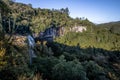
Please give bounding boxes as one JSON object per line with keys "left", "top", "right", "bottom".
{"left": 70, "top": 26, "right": 87, "bottom": 32}
{"left": 36, "top": 26, "right": 65, "bottom": 42}
{"left": 12, "top": 35, "right": 27, "bottom": 46}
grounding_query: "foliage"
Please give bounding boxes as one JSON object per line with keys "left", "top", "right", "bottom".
{"left": 18, "top": 73, "right": 43, "bottom": 80}
{"left": 55, "top": 28, "right": 120, "bottom": 50}
{"left": 0, "top": 41, "right": 7, "bottom": 70}
{"left": 82, "top": 61, "right": 107, "bottom": 80}
{"left": 52, "top": 58, "right": 88, "bottom": 80}
{"left": 0, "top": 0, "right": 94, "bottom": 35}
{"left": 32, "top": 56, "right": 59, "bottom": 79}
{"left": 0, "top": 0, "right": 120, "bottom": 80}
{"left": 97, "top": 21, "right": 120, "bottom": 34}
{"left": 0, "top": 0, "right": 11, "bottom": 15}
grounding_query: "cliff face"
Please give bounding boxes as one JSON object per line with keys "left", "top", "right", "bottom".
{"left": 35, "top": 25, "right": 87, "bottom": 42}
{"left": 35, "top": 26, "right": 65, "bottom": 42}
{"left": 70, "top": 26, "right": 87, "bottom": 32}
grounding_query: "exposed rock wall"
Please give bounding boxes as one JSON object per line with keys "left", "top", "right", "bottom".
{"left": 70, "top": 26, "right": 87, "bottom": 32}
{"left": 12, "top": 35, "right": 27, "bottom": 46}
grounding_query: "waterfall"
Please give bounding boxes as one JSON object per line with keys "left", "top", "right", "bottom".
{"left": 27, "top": 35, "right": 36, "bottom": 65}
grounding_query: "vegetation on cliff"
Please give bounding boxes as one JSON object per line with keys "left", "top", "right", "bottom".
{"left": 0, "top": 0, "right": 120, "bottom": 80}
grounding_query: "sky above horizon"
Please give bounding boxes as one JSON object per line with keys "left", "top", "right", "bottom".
{"left": 15, "top": 0, "right": 120, "bottom": 24}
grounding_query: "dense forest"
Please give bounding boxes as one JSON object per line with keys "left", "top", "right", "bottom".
{"left": 0, "top": 0, "right": 120, "bottom": 80}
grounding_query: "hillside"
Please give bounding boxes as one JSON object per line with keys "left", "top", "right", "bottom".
{"left": 55, "top": 21, "right": 120, "bottom": 50}
{"left": 1, "top": 0, "right": 93, "bottom": 35}
{"left": 0, "top": 0, "right": 120, "bottom": 80}
{"left": 97, "top": 21, "right": 120, "bottom": 34}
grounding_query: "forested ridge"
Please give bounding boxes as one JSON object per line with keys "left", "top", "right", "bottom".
{"left": 0, "top": 0, "right": 120, "bottom": 80}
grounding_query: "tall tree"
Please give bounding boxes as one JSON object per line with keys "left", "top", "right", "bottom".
{"left": 0, "top": 0, "right": 10, "bottom": 16}
{"left": 65, "top": 7, "right": 69, "bottom": 15}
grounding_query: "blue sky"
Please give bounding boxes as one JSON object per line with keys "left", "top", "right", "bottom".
{"left": 15, "top": 0, "right": 120, "bottom": 24}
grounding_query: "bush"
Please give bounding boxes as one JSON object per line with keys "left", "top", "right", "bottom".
{"left": 0, "top": 41, "right": 32, "bottom": 80}
{"left": 82, "top": 61, "right": 108, "bottom": 80}
{"left": 32, "top": 56, "right": 59, "bottom": 79}
{"left": 52, "top": 59, "right": 88, "bottom": 80}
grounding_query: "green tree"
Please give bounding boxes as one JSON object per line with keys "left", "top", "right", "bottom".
{"left": 52, "top": 58, "right": 88, "bottom": 80}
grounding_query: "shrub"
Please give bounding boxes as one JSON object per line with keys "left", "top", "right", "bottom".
{"left": 32, "top": 56, "right": 59, "bottom": 79}
{"left": 52, "top": 59, "right": 88, "bottom": 80}
{"left": 82, "top": 61, "right": 108, "bottom": 80}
